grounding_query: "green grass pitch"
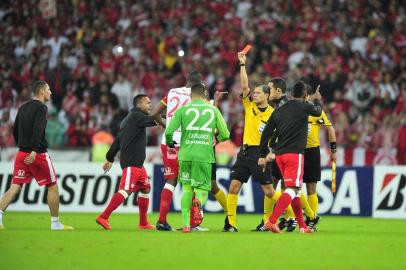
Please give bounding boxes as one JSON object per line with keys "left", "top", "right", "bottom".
{"left": 1, "top": 212, "right": 405, "bottom": 270}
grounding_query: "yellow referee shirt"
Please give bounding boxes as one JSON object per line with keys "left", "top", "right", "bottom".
{"left": 306, "top": 110, "right": 332, "bottom": 148}
{"left": 242, "top": 96, "right": 274, "bottom": 146}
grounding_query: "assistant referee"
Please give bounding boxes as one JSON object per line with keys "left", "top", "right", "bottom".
{"left": 302, "top": 84, "right": 337, "bottom": 230}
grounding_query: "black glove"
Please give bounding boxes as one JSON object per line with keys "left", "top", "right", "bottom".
{"left": 167, "top": 141, "right": 178, "bottom": 148}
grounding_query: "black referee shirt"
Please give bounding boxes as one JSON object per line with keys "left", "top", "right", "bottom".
{"left": 259, "top": 99, "right": 322, "bottom": 157}
{"left": 13, "top": 99, "right": 49, "bottom": 153}
{"left": 106, "top": 108, "right": 156, "bottom": 169}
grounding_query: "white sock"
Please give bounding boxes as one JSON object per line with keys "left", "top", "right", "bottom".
{"left": 50, "top": 216, "right": 73, "bottom": 230}
{"left": 163, "top": 183, "right": 176, "bottom": 192}
{"left": 0, "top": 210, "right": 3, "bottom": 224}
{"left": 51, "top": 217, "right": 65, "bottom": 230}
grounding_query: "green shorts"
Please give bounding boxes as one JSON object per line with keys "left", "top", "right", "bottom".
{"left": 178, "top": 161, "right": 212, "bottom": 191}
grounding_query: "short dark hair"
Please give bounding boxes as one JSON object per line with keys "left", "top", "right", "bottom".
{"left": 304, "top": 83, "right": 315, "bottom": 95}
{"left": 133, "top": 94, "right": 148, "bottom": 107}
{"left": 292, "top": 81, "right": 306, "bottom": 98}
{"left": 32, "top": 81, "right": 48, "bottom": 96}
{"left": 191, "top": 82, "right": 205, "bottom": 95}
{"left": 186, "top": 71, "right": 203, "bottom": 86}
{"left": 270, "top": 77, "right": 286, "bottom": 93}
{"left": 255, "top": 84, "right": 270, "bottom": 95}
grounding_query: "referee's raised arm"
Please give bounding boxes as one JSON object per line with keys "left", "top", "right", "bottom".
{"left": 306, "top": 85, "right": 322, "bottom": 117}
{"left": 238, "top": 52, "right": 250, "bottom": 98}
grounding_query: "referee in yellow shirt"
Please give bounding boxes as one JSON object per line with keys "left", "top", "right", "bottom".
{"left": 302, "top": 84, "right": 337, "bottom": 230}
{"left": 224, "top": 51, "right": 284, "bottom": 232}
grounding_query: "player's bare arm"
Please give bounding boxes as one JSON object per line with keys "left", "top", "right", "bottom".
{"left": 151, "top": 101, "right": 166, "bottom": 128}
{"left": 213, "top": 90, "right": 228, "bottom": 107}
{"left": 308, "top": 85, "right": 321, "bottom": 102}
{"left": 327, "top": 125, "right": 337, "bottom": 162}
{"left": 103, "top": 161, "right": 113, "bottom": 173}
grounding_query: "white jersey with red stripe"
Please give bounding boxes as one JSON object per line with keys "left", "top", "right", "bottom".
{"left": 161, "top": 86, "right": 191, "bottom": 145}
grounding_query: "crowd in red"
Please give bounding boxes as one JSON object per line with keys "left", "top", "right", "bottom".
{"left": 0, "top": 0, "right": 405, "bottom": 163}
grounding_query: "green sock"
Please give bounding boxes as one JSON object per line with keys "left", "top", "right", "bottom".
{"left": 194, "top": 188, "right": 209, "bottom": 206}
{"left": 181, "top": 184, "right": 194, "bottom": 227}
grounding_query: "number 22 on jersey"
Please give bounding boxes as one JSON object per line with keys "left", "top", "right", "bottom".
{"left": 185, "top": 108, "right": 215, "bottom": 132}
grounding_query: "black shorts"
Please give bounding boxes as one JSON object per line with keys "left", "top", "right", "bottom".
{"left": 211, "top": 162, "right": 216, "bottom": 180}
{"left": 271, "top": 160, "right": 282, "bottom": 182}
{"left": 303, "top": 147, "right": 321, "bottom": 183}
{"left": 230, "top": 146, "right": 272, "bottom": 185}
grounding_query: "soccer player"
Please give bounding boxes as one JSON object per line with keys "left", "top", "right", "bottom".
{"left": 224, "top": 52, "right": 281, "bottom": 232}
{"left": 302, "top": 84, "right": 337, "bottom": 230}
{"left": 96, "top": 94, "right": 156, "bottom": 230}
{"left": 151, "top": 71, "right": 229, "bottom": 231}
{"left": 272, "top": 84, "right": 337, "bottom": 232}
{"left": 165, "top": 82, "right": 230, "bottom": 233}
{"left": 0, "top": 81, "right": 73, "bottom": 230}
{"left": 253, "top": 78, "right": 297, "bottom": 232}
{"left": 258, "top": 81, "right": 322, "bottom": 234}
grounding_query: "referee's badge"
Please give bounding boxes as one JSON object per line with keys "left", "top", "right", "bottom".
{"left": 317, "top": 119, "right": 325, "bottom": 124}
{"left": 259, "top": 123, "right": 266, "bottom": 133}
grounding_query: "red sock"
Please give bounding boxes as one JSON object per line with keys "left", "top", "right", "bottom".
{"left": 100, "top": 192, "right": 126, "bottom": 219}
{"left": 138, "top": 194, "right": 150, "bottom": 226}
{"left": 158, "top": 186, "right": 174, "bottom": 224}
{"left": 190, "top": 195, "right": 204, "bottom": 227}
{"left": 291, "top": 196, "right": 307, "bottom": 229}
{"left": 268, "top": 192, "right": 293, "bottom": 224}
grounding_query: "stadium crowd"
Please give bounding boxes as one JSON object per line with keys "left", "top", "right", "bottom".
{"left": 0, "top": 0, "right": 405, "bottom": 163}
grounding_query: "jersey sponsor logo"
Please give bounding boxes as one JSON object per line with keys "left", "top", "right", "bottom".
{"left": 181, "top": 172, "right": 190, "bottom": 180}
{"left": 373, "top": 166, "right": 406, "bottom": 218}
{"left": 164, "top": 167, "right": 172, "bottom": 176}
{"left": 14, "top": 169, "right": 27, "bottom": 179}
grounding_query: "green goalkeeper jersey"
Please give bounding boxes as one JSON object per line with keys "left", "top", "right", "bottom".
{"left": 165, "top": 99, "right": 230, "bottom": 163}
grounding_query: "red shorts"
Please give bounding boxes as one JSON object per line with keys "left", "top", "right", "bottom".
{"left": 161, "top": 144, "right": 179, "bottom": 180}
{"left": 12, "top": 151, "right": 57, "bottom": 186}
{"left": 119, "top": 166, "right": 151, "bottom": 192}
{"left": 275, "top": 153, "right": 304, "bottom": 188}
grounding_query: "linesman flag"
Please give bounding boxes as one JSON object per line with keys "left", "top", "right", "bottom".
{"left": 332, "top": 161, "right": 337, "bottom": 194}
